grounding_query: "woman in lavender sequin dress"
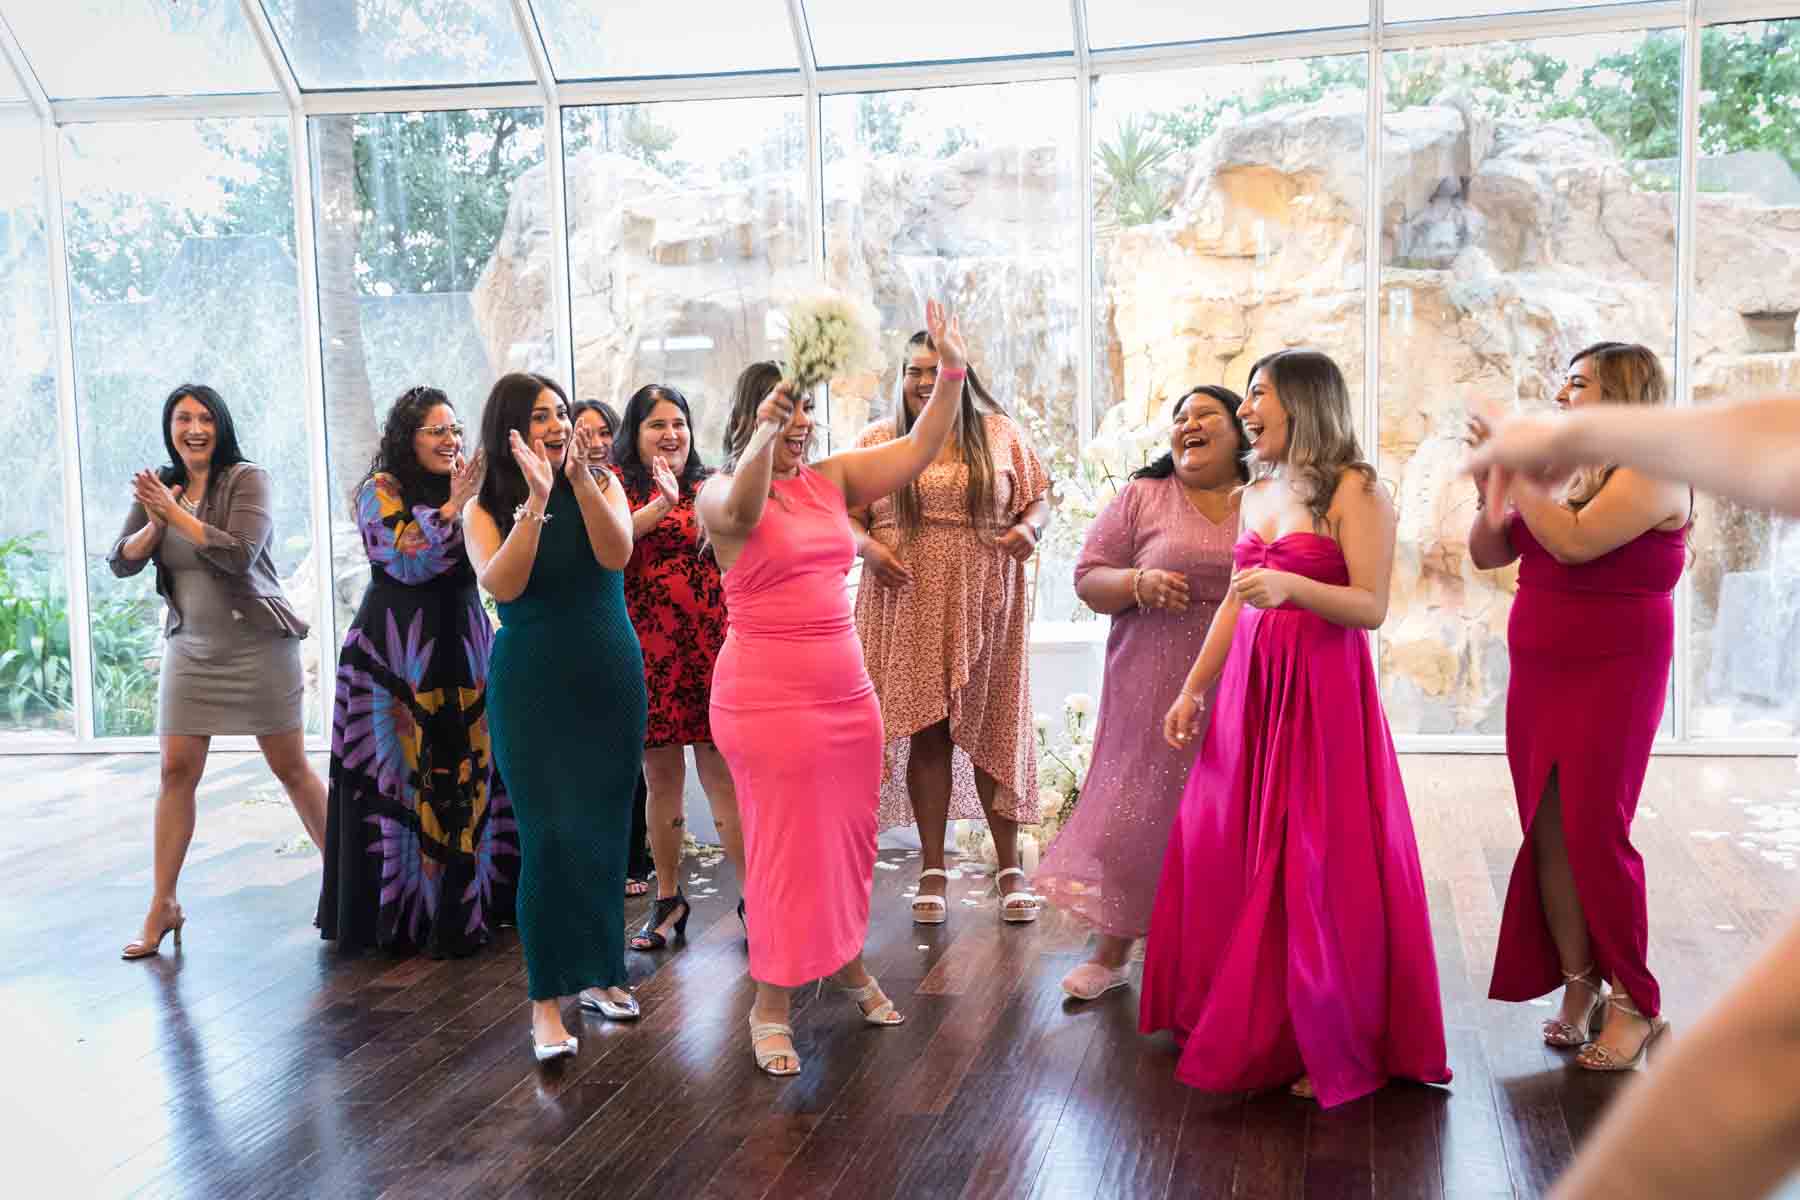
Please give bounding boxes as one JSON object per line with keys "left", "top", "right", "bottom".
{"left": 1036, "top": 387, "right": 1247, "bottom": 1001}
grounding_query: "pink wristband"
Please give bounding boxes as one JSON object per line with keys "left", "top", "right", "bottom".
{"left": 938, "top": 366, "right": 966, "bottom": 381}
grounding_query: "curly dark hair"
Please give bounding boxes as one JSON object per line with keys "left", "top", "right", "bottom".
{"left": 359, "top": 385, "right": 456, "bottom": 510}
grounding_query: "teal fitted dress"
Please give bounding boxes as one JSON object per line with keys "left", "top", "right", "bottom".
{"left": 487, "top": 480, "right": 647, "bottom": 1000}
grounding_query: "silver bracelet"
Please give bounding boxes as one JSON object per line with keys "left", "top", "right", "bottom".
{"left": 513, "top": 503, "right": 551, "bottom": 525}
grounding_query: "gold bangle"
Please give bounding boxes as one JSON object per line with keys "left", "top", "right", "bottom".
{"left": 1131, "top": 568, "right": 1147, "bottom": 608}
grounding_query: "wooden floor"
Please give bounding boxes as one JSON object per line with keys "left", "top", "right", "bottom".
{"left": 5, "top": 753, "right": 1799, "bottom": 1199}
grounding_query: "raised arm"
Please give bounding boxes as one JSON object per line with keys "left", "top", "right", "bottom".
{"left": 629, "top": 458, "right": 679, "bottom": 541}
{"left": 1509, "top": 468, "right": 1686, "bottom": 566}
{"left": 1464, "top": 416, "right": 1517, "bottom": 571}
{"left": 1470, "top": 394, "right": 1800, "bottom": 520}
{"left": 186, "top": 465, "right": 275, "bottom": 576}
{"left": 109, "top": 483, "right": 164, "bottom": 577}
{"left": 697, "top": 384, "right": 793, "bottom": 541}
{"left": 821, "top": 301, "right": 966, "bottom": 511}
{"left": 464, "top": 431, "right": 554, "bottom": 603}
{"left": 356, "top": 474, "right": 466, "bottom": 585}
{"left": 566, "top": 422, "right": 634, "bottom": 570}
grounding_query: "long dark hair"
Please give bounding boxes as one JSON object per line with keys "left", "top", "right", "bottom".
{"left": 1133, "top": 386, "right": 1251, "bottom": 483}
{"left": 568, "top": 399, "right": 619, "bottom": 440}
{"left": 891, "top": 330, "right": 1006, "bottom": 542}
{"left": 158, "top": 383, "right": 247, "bottom": 494}
{"left": 476, "top": 372, "right": 570, "bottom": 537}
{"left": 721, "top": 360, "right": 785, "bottom": 471}
{"left": 614, "top": 384, "right": 709, "bottom": 495}
{"left": 1243, "top": 349, "right": 1375, "bottom": 527}
{"left": 361, "top": 385, "right": 454, "bottom": 510}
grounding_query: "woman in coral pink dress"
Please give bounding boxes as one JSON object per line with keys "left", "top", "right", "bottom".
{"left": 698, "top": 302, "right": 965, "bottom": 1078}
{"left": 852, "top": 334, "right": 1051, "bottom": 926}
{"left": 1036, "top": 386, "right": 1245, "bottom": 1001}
{"left": 1469, "top": 342, "right": 1688, "bottom": 1072}
{"left": 1142, "top": 349, "right": 1451, "bottom": 1108}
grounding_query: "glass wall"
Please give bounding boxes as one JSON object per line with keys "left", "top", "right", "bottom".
{"left": 563, "top": 96, "right": 811, "bottom": 461}
{"left": 1687, "top": 18, "right": 1800, "bottom": 739}
{"left": 309, "top": 107, "right": 551, "bottom": 632}
{"left": 2, "top": 5, "right": 1796, "bottom": 748}
{"left": 822, "top": 80, "right": 1082, "bottom": 618}
{"left": 1375, "top": 27, "right": 1683, "bottom": 735}
{"left": 62, "top": 118, "right": 323, "bottom": 736}
{"left": 0, "top": 117, "right": 73, "bottom": 736}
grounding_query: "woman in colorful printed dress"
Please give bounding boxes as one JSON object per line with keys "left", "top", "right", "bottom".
{"left": 573, "top": 398, "right": 652, "bottom": 900}
{"left": 1470, "top": 342, "right": 1688, "bottom": 1071}
{"left": 852, "top": 333, "right": 1051, "bottom": 926}
{"left": 610, "top": 384, "right": 744, "bottom": 951}
{"left": 317, "top": 386, "right": 517, "bottom": 957}
{"left": 1035, "top": 386, "right": 1246, "bottom": 1000}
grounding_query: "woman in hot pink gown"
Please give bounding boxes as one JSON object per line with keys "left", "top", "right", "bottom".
{"left": 1469, "top": 342, "right": 1688, "bottom": 1071}
{"left": 1036, "top": 386, "right": 1244, "bottom": 1000}
{"left": 1142, "top": 349, "right": 1450, "bottom": 1108}
{"left": 698, "top": 302, "right": 966, "bottom": 1078}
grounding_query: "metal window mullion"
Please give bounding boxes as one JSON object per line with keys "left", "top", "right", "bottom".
{"left": 42, "top": 120, "right": 95, "bottom": 742}
{"left": 1364, "top": 1, "right": 1386, "bottom": 690}
{"left": 1072, "top": 0, "right": 1094, "bottom": 454}
{"left": 783, "top": 0, "right": 826, "bottom": 445}
{"left": 509, "top": 0, "right": 574, "bottom": 387}
{"left": 1672, "top": 0, "right": 1704, "bottom": 745}
{"left": 0, "top": 8, "right": 49, "bottom": 119}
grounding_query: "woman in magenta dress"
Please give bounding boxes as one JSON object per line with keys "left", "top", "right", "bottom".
{"left": 697, "top": 302, "right": 965, "bottom": 1077}
{"left": 1469, "top": 342, "right": 1688, "bottom": 1071}
{"left": 1142, "top": 349, "right": 1451, "bottom": 1108}
{"left": 1036, "top": 386, "right": 1245, "bottom": 1001}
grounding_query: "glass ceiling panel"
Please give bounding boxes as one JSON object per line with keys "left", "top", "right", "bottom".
{"left": 533, "top": 0, "right": 798, "bottom": 79}
{"left": 1085, "top": 1, "right": 1369, "bottom": 51}
{"left": 0, "top": 0, "right": 274, "bottom": 99}
{"left": 1385, "top": 1, "right": 1630, "bottom": 20}
{"left": 803, "top": 0, "right": 1071, "bottom": 68}
{"left": 264, "top": 0, "right": 533, "bottom": 90}
{"left": 0, "top": 55, "right": 23, "bottom": 103}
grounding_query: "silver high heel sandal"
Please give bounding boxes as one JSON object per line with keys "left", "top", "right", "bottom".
{"left": 579, "top": 987, "right": 641, "bottom": 1021}
{"left": 1543, "top": 965, "right": 1608, "bottom": 1048}
{"left": 748, "top": 1012, "right": 802, "bottom": 1076}
{"left": 838, "top": 975, "right": 905, "bottom": 1026}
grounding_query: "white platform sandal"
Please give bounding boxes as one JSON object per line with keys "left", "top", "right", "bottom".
{"left": 997, "top": 866, "right": 1040, "bottom": 923}
{"left": 911, "top": 867, "right": 949, "bottom": 925}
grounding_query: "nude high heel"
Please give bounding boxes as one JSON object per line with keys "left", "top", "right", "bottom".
{"left": 121, "top": 902, "right": 186, "bottom": 960}
{"left": 1576, "top": 995, "right": 1670, "bottom": 1071}
{"left": 1543, "top": 965, "right": 1608, "bottom": 1048}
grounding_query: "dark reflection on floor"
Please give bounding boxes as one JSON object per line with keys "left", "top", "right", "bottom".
{"left": 4, "top": 752, "right": 1798, "bottom": 1198}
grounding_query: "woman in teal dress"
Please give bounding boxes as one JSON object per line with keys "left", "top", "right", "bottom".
{"left": 465, "top": 372, "right": 647, "bottom": 1062}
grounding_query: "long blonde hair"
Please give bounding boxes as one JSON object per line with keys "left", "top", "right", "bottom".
{"left": 1242, "top": 349, "right": 1375, "bottom": 527}
{"left": 1559, "top": 342, "right": 1667, "bottom": 511}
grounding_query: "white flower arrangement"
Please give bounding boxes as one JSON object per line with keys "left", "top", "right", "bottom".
{"left": 780, "top": 290, "right": 882, "bottom": 393}
{"left": 957, "top": 690, "right": 1099, "bottom": 868}
{"left": 1024, "top": 406, "right": 1170, "bottom": 596}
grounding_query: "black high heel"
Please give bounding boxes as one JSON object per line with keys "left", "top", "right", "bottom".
{"left": 629, "top": 891, "right": 690, "bottom": 952}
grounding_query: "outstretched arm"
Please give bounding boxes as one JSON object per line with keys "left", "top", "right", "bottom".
{"left": 566, "top": 423, "right": 633, "bottom": 570}
{"left": 697, "top": 384, "right": 793, "bottom": 540}
{"left": 822, "top": 300, "right": 966, "bottom": 511}
{"left": 1470, "top": 395, "right": 1800, "bottom": 519}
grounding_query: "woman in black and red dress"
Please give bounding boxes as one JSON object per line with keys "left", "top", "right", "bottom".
{"left": 613, "top": 384, "right": 742, "bottom": 949}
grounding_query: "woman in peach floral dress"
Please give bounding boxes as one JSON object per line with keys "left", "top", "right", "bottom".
{"left": 852, "top": 331, "right": 1051, "bottom": 924}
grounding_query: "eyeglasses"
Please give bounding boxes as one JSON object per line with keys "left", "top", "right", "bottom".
{"left": 420, "top": 423, "right": 465, "bottom": 438}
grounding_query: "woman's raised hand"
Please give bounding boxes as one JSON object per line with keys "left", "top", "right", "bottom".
{"left": 511, "top": 429, "right": 554, "bottom": 500}
{"left": 133, "top": 470, "right": 181, "bottom": 523}
{"left": 651, "top": 455, "right": 680, "bottom": 506}
{"left": 756, "top": 381, "right": 798, "bottom": 433}
{"left": 448, "top": 448, "right": 485, "bottom": 513}
{"left": 925, "top": 299, "right": 966, "bottom": 371}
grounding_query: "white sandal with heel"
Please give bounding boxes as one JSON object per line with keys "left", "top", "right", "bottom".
{"left": 748, "top": 1012, "right": 802, "bottom": 1076}
{"left": 997, "top": 866, "right": 1039, "bottom": 924}
{"left": 838, "top": 974, "right": 906, "bottom": 1026}
{"left": 911, "top": 867, "right": 949, "bottom": 925}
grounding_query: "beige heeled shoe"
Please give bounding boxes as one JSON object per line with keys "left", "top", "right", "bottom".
{"left": 1543, "top": 965, "right": 1608, "bottom": 1048}
{"left": 748, "top": 1012, "right": 802, "bottom": 1076}
{"left": 121, "top": 902, "right": 186, "bottom": 960}
{"left": 1577, "top": 995, "right": 1669, "bottom": 1071}
{"left": 838, "top": 975, "right": 905, "bottom": 1026}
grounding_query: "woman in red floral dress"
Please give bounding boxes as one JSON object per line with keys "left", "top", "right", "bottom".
{"left": 612, "top": 384, "right": 742, "bottom": 950}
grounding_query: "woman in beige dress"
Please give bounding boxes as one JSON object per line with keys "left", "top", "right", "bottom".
{"left": 852, "top": 332, "right": 1051, "bottom": 924}
{"left": 111, "top": 384, "right": 327, "bottom": 960}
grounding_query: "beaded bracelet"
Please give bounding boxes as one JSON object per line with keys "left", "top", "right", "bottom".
{"left": 1131, "top": 567, "right": 1147, "bottom": 608}
{"left": 513, "top": 503, "right": 551, "bottom": 525}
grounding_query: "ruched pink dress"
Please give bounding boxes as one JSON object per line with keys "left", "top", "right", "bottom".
{"left": 710, "top": 466, "right": 883, "bottom": 988}
{"left": 1140, "top": 531, "right": 1451, "bottom": 1109}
